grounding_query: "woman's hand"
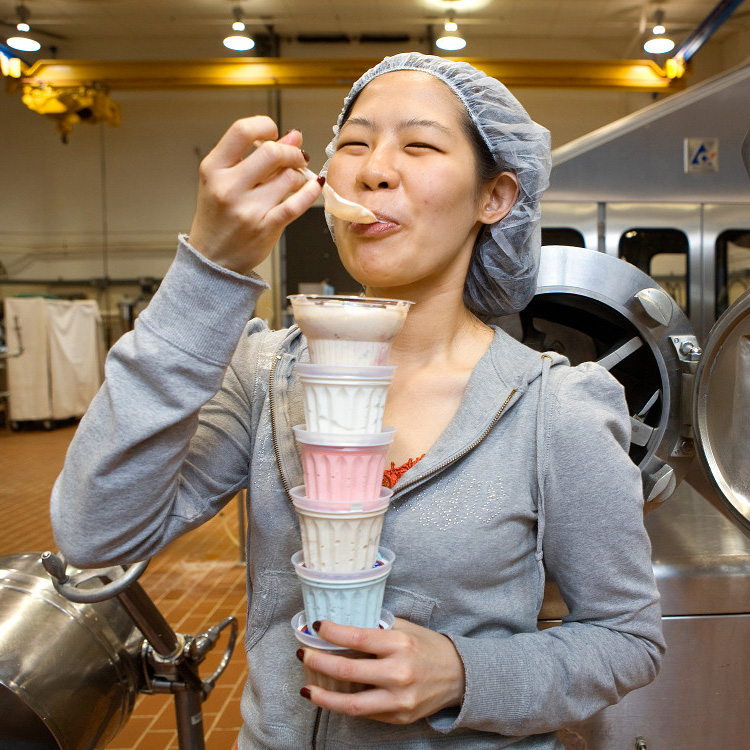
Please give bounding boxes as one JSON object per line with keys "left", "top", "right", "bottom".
{"left": 298, "top": 618, "right": 466, "bottom": 724}
{"left": 188, "top": 116, "right": 323, "bottom": 275}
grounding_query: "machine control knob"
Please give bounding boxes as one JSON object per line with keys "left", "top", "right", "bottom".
{"left": 635, "top": 288, "right": 674, "bottom": 327}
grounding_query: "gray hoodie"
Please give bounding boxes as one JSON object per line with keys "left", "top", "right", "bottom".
{"left": 51, "top": 237, "right": 664, "bottom": 749}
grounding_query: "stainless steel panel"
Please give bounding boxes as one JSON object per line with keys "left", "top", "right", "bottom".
{"left": 540, "top": 480, "right": 750, "bottom": 619}
{"left": 558, "top": 613, "right": 750, "bottom": 749}
{"left": 701, "top": 203, "right": 750, "bottom": 342}
{"left": 602, "top": 203, "right": 703, "bottom": 337}
{"left": 540, "top": 201, "right": 600, "bottom": 251}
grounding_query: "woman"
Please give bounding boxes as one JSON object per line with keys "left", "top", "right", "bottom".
{"left": 51, "top": 53, "right": 664, "bottom": 749}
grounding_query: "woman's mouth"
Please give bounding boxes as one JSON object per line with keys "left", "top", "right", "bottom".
{"left": 349, "top": 213, "right": 400, "bottom": 236}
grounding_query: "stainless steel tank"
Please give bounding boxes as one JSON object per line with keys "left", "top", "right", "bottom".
{"left": 0, "top": 553, "right": 143, "bottom": 749}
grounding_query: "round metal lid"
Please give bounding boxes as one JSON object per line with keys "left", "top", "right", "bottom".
{"left": 522, "top": 245, "right": 697, "bottom": 507}
{"left": 693, "top": 286, "right": 750, "bottom": 534}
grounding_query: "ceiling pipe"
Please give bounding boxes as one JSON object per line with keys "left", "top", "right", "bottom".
{"left": 666, "top": 0, "right": 747, "bottom": 77}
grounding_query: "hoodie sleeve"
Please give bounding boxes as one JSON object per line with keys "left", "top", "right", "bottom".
{"left": 50, "top": 235, "right": 270, "bottom": 568}
{"left": 428, "top": 361, "right": 665, "bottom": 737}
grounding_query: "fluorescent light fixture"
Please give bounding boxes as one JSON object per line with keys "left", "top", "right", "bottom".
{"left": 224, "top": 5, "right": 254, "bottom": 51}
{"left": 6, "top": 34, "right": 41, "bottom": 52}
{"left": 644, "top": 9, "right": 674, "bottom": 55}
{"left": 16, "top": 22, "right": 30, "bottom": 32}
{"left": 436, "top": 15, "right": 466, "bottom": 51}
{"left": 644, "top": 36, "right": 675, "bottom": 54}
{"left": 224, "top": 34, "right": 255, "bottom": 50}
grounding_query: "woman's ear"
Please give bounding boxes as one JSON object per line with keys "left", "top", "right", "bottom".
{"left": 479, "top": 172, "right": 519, "bottom": 225}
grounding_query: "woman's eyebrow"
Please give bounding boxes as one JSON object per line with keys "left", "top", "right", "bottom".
{"left": 341, "top": 116, "right": 451, "bottom": 134}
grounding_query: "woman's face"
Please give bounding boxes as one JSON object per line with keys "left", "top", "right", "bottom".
{"left": 327, "top": 70, "right": 516, "bottom": 299}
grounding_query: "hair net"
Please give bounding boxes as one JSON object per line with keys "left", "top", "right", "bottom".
{"left": 322, "top": 52, "right": 551, "bottom": 316}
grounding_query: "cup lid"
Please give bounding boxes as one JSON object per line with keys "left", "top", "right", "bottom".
{"left": 293, "top": 425, "right": 396, "bottom": 448}
{"left": 295, "top": 362, "right": 396, "bottom": 380}
{"left": 291, "top": 609, "right": 395, "bottom": 650}
{"left": 290, "top": 485, "right": 393, "bottom": 513}
{"left": 292, "top": 547, "right": 395, "bottom": 582}
{"left": 287, "top": 295, "right": 413, "bottom": 311}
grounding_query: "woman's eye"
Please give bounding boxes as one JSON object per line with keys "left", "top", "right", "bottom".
{"left": 406, "top": 143, "right": 438, "bottom": 151}
{"left": 338, "top": 141, "right": 367, "bottom": 150}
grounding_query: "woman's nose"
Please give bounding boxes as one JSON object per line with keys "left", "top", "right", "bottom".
{"left": 357, "top": 147, "right": 400, "bottom": 190}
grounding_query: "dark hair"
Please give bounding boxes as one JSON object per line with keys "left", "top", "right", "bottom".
{"left": 458, "top": 107, "right": 505, "bottom": 185}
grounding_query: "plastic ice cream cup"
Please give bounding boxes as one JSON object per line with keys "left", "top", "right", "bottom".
{"left": 288, "top": 294, "right": 413, "bottom": 366}
{"left": 293, "top": 425, "right": 395, "bottom": 504}
{"left": 290, "top": 485, "right": 392, "bottom": 570}
{"left": 295, "top": 363, "right": 395, "bottom": 434}
{"left": 292, "top": 547, "right": 395, "bottom": 628}
{"left": 291, "top": 609, "right": 395, "bottom": 693}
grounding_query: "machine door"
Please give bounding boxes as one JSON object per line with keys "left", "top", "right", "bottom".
{"left": 692, "top": 287, "right": 750, "bottom": 534}
{"left": 529, "top": 245, "right": 750, "bottom": 535}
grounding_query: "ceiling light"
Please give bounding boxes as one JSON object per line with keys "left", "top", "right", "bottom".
{"left": 224, "top": 6, "right": 255, "bottom": 51}
{"left": 643, "top": 9, "right": 675, "bottom": 55}
{"left": 6, "top": 2, "right": 41, "bottom": 52}
{"left": 436, "top": 14, "right": 466, "bottom": 51}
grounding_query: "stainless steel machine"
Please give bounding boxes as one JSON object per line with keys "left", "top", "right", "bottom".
{"left": 0, "top": 552, "right": 237, "bottom": 750}
{"left": 527, "top": 244, "right": 750, "bottom": 749}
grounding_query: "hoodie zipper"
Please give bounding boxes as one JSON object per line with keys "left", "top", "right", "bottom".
{"left": 393, "top": 387, "right": 518, "bottom": 496}
{"left": 269, "top": 353, "right": 292, "bottom": 496}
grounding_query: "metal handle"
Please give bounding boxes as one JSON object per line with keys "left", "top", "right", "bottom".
{"left": 635, "top": 737, "right": 648, "bottom": 750}
{"left": 198, "top": 616, "right": 239, "bottom": 692}
{"left": 41, "top": 550, "right": 149, "bottom": 603}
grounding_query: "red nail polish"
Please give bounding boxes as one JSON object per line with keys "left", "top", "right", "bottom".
{"left": 300, "top": 687, "right": 312, "bottom": 700}
{"left": 296, "top": 648, "right": 304, "bottom": 662}
{"left": 316, "top": 176, "right": 326, "bottom": 188}
{"left": 301, "top": 149, "right": 310, "bottom": 163}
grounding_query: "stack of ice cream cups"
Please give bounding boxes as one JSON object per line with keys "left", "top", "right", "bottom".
{"left": 287, "top": 294, "right": 412, "bottom": 692}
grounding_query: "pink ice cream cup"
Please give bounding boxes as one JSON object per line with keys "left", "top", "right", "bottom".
{"left": 293, "top": 425, "right": 395, "bottom": 504}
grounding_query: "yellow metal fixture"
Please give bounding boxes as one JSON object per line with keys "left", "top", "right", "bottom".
{"left": 5, "top": 56, "right": 686, "bottom": 137}
{"left": 20, "top": 83, "right": 121, "bottom": 143}
{"left": 9, "top": 57, "right": 683, "bottom": 91}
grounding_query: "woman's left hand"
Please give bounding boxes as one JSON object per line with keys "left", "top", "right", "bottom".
{"left": 299, "top": 618, "right": 466, "bottom": 724}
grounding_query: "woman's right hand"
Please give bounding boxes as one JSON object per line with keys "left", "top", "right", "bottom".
{"left": 188, "top": 117, "right": 323, "bottom": 275}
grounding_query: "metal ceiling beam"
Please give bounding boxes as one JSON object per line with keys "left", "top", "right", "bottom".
{"left": 7, "top": 56, "right": 683, "bottom": 92}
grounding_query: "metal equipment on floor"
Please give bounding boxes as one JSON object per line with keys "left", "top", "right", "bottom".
{"left": 0, "top": 552, "right": 237, "bottom": 750}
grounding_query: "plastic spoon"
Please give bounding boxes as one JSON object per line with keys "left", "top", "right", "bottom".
{"left": 252, "top": 140, "right": 378, "bottom": 224}
{"left": 297, "top": 166, "right": 378, "bottom": 224}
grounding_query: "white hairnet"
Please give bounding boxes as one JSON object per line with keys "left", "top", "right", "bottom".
{"left": 323, "top": 52, "right": 551, "bottom": 316}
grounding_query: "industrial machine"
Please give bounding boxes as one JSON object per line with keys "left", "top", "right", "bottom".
{"left": 0, "top": 552, "right": 237, "bottom": 750}
{"left": 528, "top": 244, "right": 750, "bottom": 749}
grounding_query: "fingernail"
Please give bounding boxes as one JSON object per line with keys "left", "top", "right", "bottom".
{"left": 312, "top": 620, "right": 322, "bottom": 632}
{"left": 285, "top": 128, "right": 300, "bottom": 136}
{"left": 300, "top": 687, "right": 312, "bottom": 700}
{"left": 301, "top": 149, "right": 310, "bottom": 163}
{"left": 296, "top": 648, "right": 304, "bottom": 662}
{"left": 316, "top": 176, "right": 326, "bottom": 187}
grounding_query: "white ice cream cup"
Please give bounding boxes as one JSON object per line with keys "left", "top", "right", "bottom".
{"left": 292, "top": 547, "right": 395, "bottom": 628}
{"left": 293, "top": 425, "right": 395, "bottom": 504}
{"left": 288, "top": 294, "right": 413, "bottom": 366}
{"left": 296, "top": 363, "right": 395, "bottom": 434}
{"left": 291, "top": 609, "right": 395, "bottom": 693}
{"left": 291, "top": 485, "right": 392, "bottom": 571}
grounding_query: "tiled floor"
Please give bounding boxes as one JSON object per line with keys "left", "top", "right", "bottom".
{"left": 0, "top": 423, "right": 246, "bottom": 749}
